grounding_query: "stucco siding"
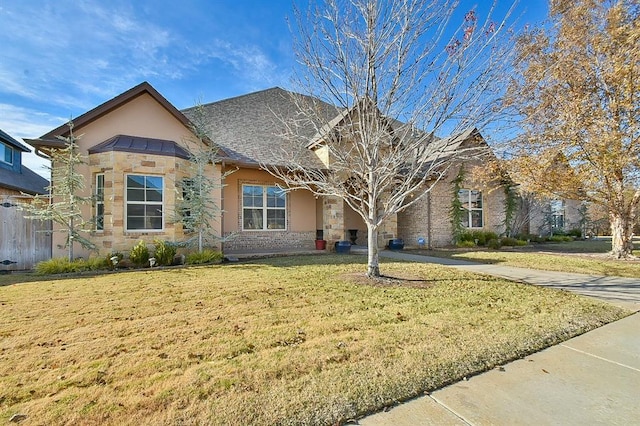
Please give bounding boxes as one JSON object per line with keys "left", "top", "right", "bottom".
{"left": 222, "top": 168, "right": 318, "bottom": 251}
{"left": 49, "top": 93, "right": 199, "bottom": 258}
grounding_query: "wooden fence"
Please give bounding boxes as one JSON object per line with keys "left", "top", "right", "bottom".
{"left": 0, "top": 196, "right": 51, "bottom": 271}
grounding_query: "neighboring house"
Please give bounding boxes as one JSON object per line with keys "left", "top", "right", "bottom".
{"left": 0, "top": 129, "right": 51, "bottom": 270}
{"left": 523, "top": 197, "right": 584, "bottom": 236}
{"left": 28, "top": 82, "right": 510, "bottom": 259}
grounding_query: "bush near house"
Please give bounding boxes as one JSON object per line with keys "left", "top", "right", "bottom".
{"left": 129, "top": 240, "right": 150, "bottom": 266}
{"left": 35, "top": 257, "right": 108, "bottom": 275}
{"left": 153, "top": 239, "right": 177, "bottom": 266}
{"left": 456, "top": 230, "right": 499, "bottom": 247}
{"left": 185, "top": 249, "right": 224, "bottom": 265}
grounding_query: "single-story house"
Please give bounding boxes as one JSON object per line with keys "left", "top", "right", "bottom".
{"left": 0, "top": 129, "right": 51, "bottom": 269}
{"left": 27, "top": 82, "right": 519, "bottom": 259}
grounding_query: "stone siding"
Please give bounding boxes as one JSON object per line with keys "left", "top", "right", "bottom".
{"left": 89, "top": 151, "right": 200, "bottom": 254}
{"left": 222, "top": 231, "right": 315, "bottom": 251}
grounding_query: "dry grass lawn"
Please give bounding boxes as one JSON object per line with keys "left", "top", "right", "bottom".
{"left": 420, "top": 239, "right": 640, "bottom": 278}
{"left": 0, "top": 255, "right": 630, "bottom": 425}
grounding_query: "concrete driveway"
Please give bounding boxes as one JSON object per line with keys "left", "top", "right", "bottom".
{"left": 359, "top": 251, "right": 640, "bottom": 425}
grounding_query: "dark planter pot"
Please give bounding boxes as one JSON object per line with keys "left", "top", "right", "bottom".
{"left": 315, "top": 239, "right": 327, "bottom": 250}
{"left": 335, "top": 240, "right": 352, "bottom": 254}
{"left": 388, "top": 238, "right": 404, "bottom": 250}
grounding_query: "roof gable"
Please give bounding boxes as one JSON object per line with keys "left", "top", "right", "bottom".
{"left": 0, "top": 129, "right": 30, "bottom": 152}
{"left": 39, "top": 82, "right": 192, "bottom": 140}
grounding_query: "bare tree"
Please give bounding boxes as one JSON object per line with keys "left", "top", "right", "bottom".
{"left": 504, "top": 0, "right": 639, "bottom": 258}
{"left": 266, "top": 0, "right": 516, "bottom": 277}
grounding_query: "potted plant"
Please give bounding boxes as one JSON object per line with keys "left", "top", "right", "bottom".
{"left": 315, "top": 229, "right": 327, "bottom": 250}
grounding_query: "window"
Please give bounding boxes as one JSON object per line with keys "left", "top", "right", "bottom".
{"left": 0, "top": 143, "right": 13, "bottom": 164}
{"left": 126, "top": 175, "right": 163, "bottom": 231}
{"left": 550, "top": 199, "right": 565, "bottom": 229}
{"left": 242, "top": 184, "right": 286, "bottom": 230}
{"left": 95, "top": 174, "right": 104, "bottom": 231}
{"left": 181, "top": 178, "right": 193, "bottom": 232}
{"left": 458, "top": 189, "right": 483, "bottom": 228}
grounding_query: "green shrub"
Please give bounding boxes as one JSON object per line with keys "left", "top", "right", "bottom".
{"left": 36, "top": 258, "right": 76, "bottom": 275}
{"left": 185, "top": 249, "right": 224, "bottom": 265}
{"left": 458, "top": 231, "right": 475, "bottom": 243}
{"left": 458, "top": 230, "right": 499, "bottom": 246}
{"left": 476, "top": 231, "right": 498, "bottom": 246}
{"left": 129, "top": 240, "right": 150, "bottom": 266}
{"left": 567, "top": 228, "right": 582, "bottom": 238}
{"left": 500, "top": 237, "right": 519, "bottom": 246}
{"left": 153, "top": 239, "right": 177, "bottom": 266}
{"left": 106, "top": 252, "right": 124, "bottom": 269}
{"left": 548, "top": 235, "right": 574, "bottom": 243}
{"left": 83, "top": 257, "right": 109, "bottom": 271}
{"left": 517, "top": 233, "right": 544, "bottom": 243}
{"left": 35, "top": 257, "right": 108, "bottom": 275}
{"left": 487, "top": 238, "right": 502, "bottom": 250}
{"left": 456, "top": 240, "right": 477, "bottom": 248}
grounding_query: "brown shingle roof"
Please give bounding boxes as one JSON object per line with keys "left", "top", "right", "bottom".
{"left": 182, "top": 87, "right": 338, "bottom": 168}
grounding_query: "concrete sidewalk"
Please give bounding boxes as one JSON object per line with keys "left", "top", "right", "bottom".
{"left": 358, "top": 251, "right": 640, "bottom": 425}
{"left": 360, "top": 313, "right": 640, "bottom": 425}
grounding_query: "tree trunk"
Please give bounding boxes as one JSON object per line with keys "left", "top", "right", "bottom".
{"left": 68, "top": 217, "right": 74, "bottom": 262}
{"left": 609, "top": 212, "right": 635, "bottom": 259}
{"left": 367, "top": 223, "right": 380, "bottom": 277}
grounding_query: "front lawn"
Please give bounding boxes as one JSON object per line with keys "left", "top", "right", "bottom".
{"left": 418, "top": 239, "right": 640, "bottom": 278}
{"left": 0, "top": 255, "right": 629, "bottom": 425}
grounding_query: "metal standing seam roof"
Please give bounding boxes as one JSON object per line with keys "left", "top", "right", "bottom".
{"left": 88, "top": 135, "right": 191, "bottom": 159}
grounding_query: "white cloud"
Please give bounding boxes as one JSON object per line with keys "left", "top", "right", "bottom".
{"left": 0, "top": 104, "right": 61, "bottom": 179}
{"left": 0, "top": 0, "right": 188, "bottom": 107}
{"left": 0, "top": 104, "right": 65, "bottom": 139}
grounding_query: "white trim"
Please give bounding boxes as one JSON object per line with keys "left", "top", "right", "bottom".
{"left": 459, "top": 188, "right": 484, "bottom": 229}
{"left": 95, "top": 173, "right": 105, "bottom": 232}
{"left": 241, "top": 184, "right": 287, "bottom": 231}
{"left": 124, "top": 173, "right": 165, "bottom": 232}
{"left": 0, "top": 143, "right": 13, "bottom": 165}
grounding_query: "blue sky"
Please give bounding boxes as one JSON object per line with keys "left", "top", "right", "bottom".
{"left": 0, "top": 0, "right": 548, "bottom": 176}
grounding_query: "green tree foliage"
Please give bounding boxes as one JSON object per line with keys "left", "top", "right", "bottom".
{"left": 450, "top": 167, "right": 466, "bottom": 244}
{"left": 20, "top": 121, "right": 95, "bottom": 261}
{"left": 177, "top": 104, "right": 235, "bottom": 252}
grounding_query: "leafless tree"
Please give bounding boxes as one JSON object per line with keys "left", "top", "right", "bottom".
{"left": 266, "top": 0, "right": 517, "bottom": 277}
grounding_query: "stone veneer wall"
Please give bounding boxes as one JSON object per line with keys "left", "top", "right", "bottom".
{"left": 222, "top": 231, "right": 315, "bottom": 251}
{"left": 89, "top": 151, "right": 191, "bottom": 254}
